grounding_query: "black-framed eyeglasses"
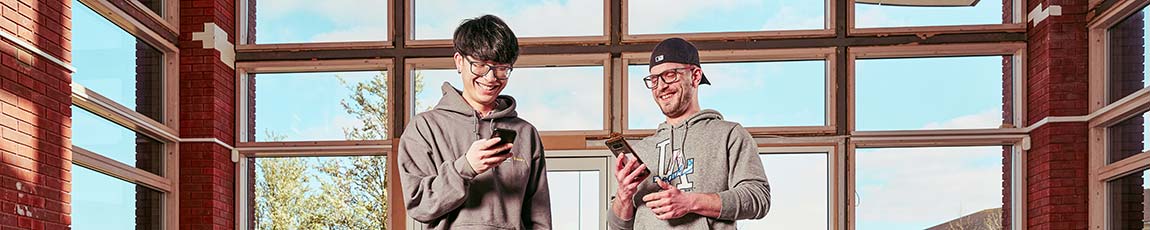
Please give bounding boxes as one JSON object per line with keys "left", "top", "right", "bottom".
{"left": 466, "top": 57, "right": 514, "bottom": 80}
{"left": 642, "top": 67, "right": 694, "bottom": 89}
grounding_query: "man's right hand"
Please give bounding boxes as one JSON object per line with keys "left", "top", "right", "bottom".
{"left": 611, "top": 154, "right": 648, "bottom": 220}
{"left": 465, "top": 138, "right": 514, "bottom": 175}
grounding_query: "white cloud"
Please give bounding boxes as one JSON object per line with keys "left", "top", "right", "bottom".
{"left": 286, "top": 112, "right": 365, "bottom": 141}
{"left": 922, "top": 109, "right": 1002, "bottom": 129}
{"left": 741, "top": 154, "right": 830, "bottom": 229}
{"left": 854, "top": 146, "right": 1004, "bottom": 226}
{"left": 854, "top": 6, "right": 907, "bottom": 28}
{"left": 627, "top": 0, "right": 760, "bottom": 34}
{"left": 411, "top": 0, "right": 602, "bottom": 39}
{"left": 413, "top": 68, "right": 604, "bottom": 131}
{"left": 310, "top": 26, "right": 390, "bottom": 43}
{"left": 761, "top": 6, "right": 825, "bottom": 30}
{"left": 257, "top": 0, "right": 390, "bottom": 42}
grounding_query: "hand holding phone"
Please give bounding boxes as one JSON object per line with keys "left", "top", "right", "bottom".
{"left": 607, "top": 133, "right": 649, "bottom": 209}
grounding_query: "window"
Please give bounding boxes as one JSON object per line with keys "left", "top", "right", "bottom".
{"left": 1107, "top": 7, "right": 1149, "bottom": 103}
{"left": 545, "top": 156, "right": 607, "bottom": 230}
{"left": 136, "top": 0, "right": 162, "bottom": 15}
{"left": 1108, "top": 111, "right": 1150, "bottom": 164}
{"left": 254, "top": 0, "right": 389, "bottom": 43}
{"left": 412, "top": 67, "right": 605, "bottom": 131}
{"left": 1106, "top": 169, "right": 1149, "bottom": 230}
{"left": 252, "top": 71, "right": 389, "bottom": 141}
{"left": 71, "top": 166, "right": 164, "bottom": 230}
{"left": 548, "top": 171, "right": 601, "bottom": 230}
{"left": 73, "top": 0, "right": 165, "bottom": 121}
{"left": 855, "top": 56, "right": 1007, "bottom": 131}
{"left": 739, "top": 152, "right": 829, "bottom": 229}
{"left": 253, "top": 155, "right": 389, "bottom": 229}
{"left": 411, "top": 0, "right": 603, "bottom": 40}
{"left": 70, "top": 0, "right": 177, "bottom": 229}
{"left": 627, "top": 61, "right": 826, "bottom": 129}
{"left": 855, "top": 146, "right": 1005, "bottom": 230}
{"left": 853, "top": 0, "right": 1005, "bottom": 28}
{"left": 71, "top": 106, "right": 165, "bottom": 175}
{"left": 627, "top": 0, "right": 825, "bottom": 34}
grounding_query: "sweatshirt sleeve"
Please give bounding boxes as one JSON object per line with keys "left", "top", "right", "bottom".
{"left": 522, "top": 128, "right": 553, "bottom": 229}
{"left": 716, "top": 124, "right": 772, "bottom": 221}
{"left": 398, "top": 115, "right": 478, "bottom": 223}
{"left": 607, "top": 196, "right": 636, "bottom": 230}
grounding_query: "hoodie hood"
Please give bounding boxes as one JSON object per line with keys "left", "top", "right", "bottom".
{"left": 434, "top": 82, "right": 518, "bottom": 119}
{"left": 655, "top": 109, "right": 723, "bottom": 132}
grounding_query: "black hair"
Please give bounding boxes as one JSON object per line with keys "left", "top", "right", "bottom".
{"left": 453, "top": 15, "right": 519, "bottom": 65}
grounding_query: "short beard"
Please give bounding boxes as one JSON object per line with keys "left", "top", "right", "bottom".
{"left": 659, "top": 79, "right": 695, "bottom": 119}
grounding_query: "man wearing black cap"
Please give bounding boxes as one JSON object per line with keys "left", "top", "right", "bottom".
{"left": 609, "top": 38, "right": 771, "bottom": 229}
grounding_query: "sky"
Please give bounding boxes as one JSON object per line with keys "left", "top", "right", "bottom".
{"left": 67, "top": 0, "right": 1150, "bottom": 229}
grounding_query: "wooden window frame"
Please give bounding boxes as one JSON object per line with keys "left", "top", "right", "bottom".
{"left": 619, "top": 48, "right": 839, "bottom": 137}
{"left": 234, "top": 0, "right": 396, "bottom": 50}
{"left": 235, "top": 59, "right": 397, "bottom": 230}
{"left": 71, "top": 1, "right": 182, "bottom": 228}
{"left": 848, "top": 42, "right": 1027, "bottom": 134}
{"left": 235, "top": 58, "right": 395, "bottom": 144}
{"left": 846, "top": 0, "right": 1026, "bottom": 36}
{"left": 1086, "top": 0, "right": 1150, "bottom": 228}
{"left": 757, "top": 144, "right": 846, "bottom": 230}
{"left": 846, "top": 139, "right": 1027, "bottom": 230}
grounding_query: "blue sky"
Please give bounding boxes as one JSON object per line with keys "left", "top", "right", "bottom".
{"left": 68, "top": 0, "right": 1150, "bottom": 229}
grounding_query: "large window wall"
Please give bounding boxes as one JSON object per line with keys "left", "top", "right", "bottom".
{"left": 71, "top": 0, "right": 180, "bottom": 229}
{"left": 1089, "top": 0, "right": 1150, "bottom": 229}
{"left": 233, "top": 0, "right": 1028, "bottom": 229}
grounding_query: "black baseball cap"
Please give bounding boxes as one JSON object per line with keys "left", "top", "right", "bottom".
{"left": 649, "top": 38, "right": 710, "bottom": 85}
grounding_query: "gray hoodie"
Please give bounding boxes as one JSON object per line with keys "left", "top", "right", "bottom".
{"left": 608, "top": 109, "right": 771, "bottom": 230}
{"left": 398, "top": 82, "right": 551, "bottom": 229}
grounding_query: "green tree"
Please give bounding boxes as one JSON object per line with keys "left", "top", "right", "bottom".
{"left": 254, "top": 130, "right": 325, "bottom": 230}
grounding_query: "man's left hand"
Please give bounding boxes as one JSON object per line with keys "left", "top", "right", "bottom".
{"left": 641, "top": 180, "right": 695, "bottom": 220}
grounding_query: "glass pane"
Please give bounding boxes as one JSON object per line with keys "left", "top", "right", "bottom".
{"left": 72, "top": 166, "right": 163, "bottom": 230}
{"left": 856, "top": 146, "right": 1005, "bottom": 230}
{"left": 412, "top": 67, "right": 605, "bottom": 131}
{"left": 627, "top": 61, "right": 825, "bottom": 129}
{"left": 71, "top": 106, "right": 164, "bottom": 175}
{"left": 72, "top": 0, "right": 165, "bottom": 121}
{"left": 740, "top": 153, "right": 828, "bottom": 229}
{"left": 254, "top": 0, "right": 388, "bottom": 43}
{"left": 253, "top": 155, "right": 388, "bottom": 229}
{"left": 252, "top": 71, "right": 388, "bottom": 141}
{"left": 629, "top": 0, "right": 824, "bottom": 34}
{"left": 1108, "top": 111, "right": 1150, "bottom": 164}
{"left": 135, "top": 0, "right": 162, "bottom": 15}
{"left": 1106, "top": 169, "right": 1149, "bottom": 230}
{"left": 412, "top": 0, "right": 603, "bottom": 39}
{"left": 548, "top": 171, "right": 600, "bottom": 230}
{"left": 854, "top": 0, "right": 1004, "bottom": 28}
{"left": 1107, "top": 7, "right": 1149, "bottom": 103}
{"left": 856, "top": 56, "right": 1006, "bottom": 131}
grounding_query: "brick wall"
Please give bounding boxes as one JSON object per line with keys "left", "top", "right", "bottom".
{"left": 1025, "top": 0, "right": 1092, "bottom": 229}
{"left": 178, "top": 0, "right": 237, "bottom": 228}
{"left": 0, "top": 0, "right": 72, "bottom": 229}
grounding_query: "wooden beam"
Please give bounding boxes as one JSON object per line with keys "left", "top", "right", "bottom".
{"left": 236, "top": 32, "right": 1026, "bottom": 62}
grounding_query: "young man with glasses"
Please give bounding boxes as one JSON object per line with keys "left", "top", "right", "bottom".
{"left": 398, "top": 15, "right": 552, "bottom": 229}
{"left": 609, "top": 38, "right": 771, "bottom": 229}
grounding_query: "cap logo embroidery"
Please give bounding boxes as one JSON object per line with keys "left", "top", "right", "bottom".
{"left": 655, "top": 55, "right": 664, "bottom": 62}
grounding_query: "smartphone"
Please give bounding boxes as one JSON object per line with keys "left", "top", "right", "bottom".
{"left": 492, "top": 128, "right": 517, "bottom": 157}
{"left": 605, "top": 133, "right": 646, "bottom": 167}
{"left": 493, "top": 128, "right": 517, "bottom": 145}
